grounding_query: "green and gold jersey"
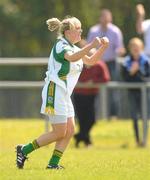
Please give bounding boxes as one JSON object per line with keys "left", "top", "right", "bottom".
{"left": 45, "top": 37, "right": 83, "bottom": 95}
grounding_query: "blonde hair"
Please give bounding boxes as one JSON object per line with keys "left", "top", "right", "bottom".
{"left": 128, "top": 37, "right": 144, "bottom": 50}
{"left": 46, "top": 16, "right": 81, "bottom": 37}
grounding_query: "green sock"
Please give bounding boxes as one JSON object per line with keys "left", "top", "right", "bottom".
{"left": 48, "top": 149, "right": 63, "bottom": 166}
{"left": 22, "top": 139, "right": 40, "bottom": 156}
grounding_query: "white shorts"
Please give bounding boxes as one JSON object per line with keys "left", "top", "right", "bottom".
{"left": 41, "top": 81, "right": 75, "bottom": 123}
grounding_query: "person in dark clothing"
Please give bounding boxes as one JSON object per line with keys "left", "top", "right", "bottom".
{"left": 73, "top": 60, "right": 110, "bottom": 147}
{"left": 122, "top": 37, "right": 150, "bottom": 146}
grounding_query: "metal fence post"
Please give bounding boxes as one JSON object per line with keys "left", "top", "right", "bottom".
{"left": 100, "top": 84, "right": 108, "bottom": 120}
{"left": 141, "top": 85, "right": 148, "bottom": 146}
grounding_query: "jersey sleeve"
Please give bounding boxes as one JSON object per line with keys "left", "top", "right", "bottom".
{"left": 55, "top": 40, "right": 73, "bottom": 60}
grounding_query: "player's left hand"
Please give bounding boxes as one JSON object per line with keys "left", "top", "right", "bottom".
{"left": 91, "top": 37, "right": 101, "bottom": 48}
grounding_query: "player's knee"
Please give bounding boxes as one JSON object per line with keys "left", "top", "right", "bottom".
{"left": 55, "top": 128, "right": 66, "bottom": 140}
{"left": 67, "top": 125, "right": 75, "bottom": 138}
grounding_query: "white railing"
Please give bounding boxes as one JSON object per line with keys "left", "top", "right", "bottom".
{"left": 0, "top": 58, "right": 149, "bottom": 145}
{"left": 0, "top": 81, "right": 44, "bottom": 88}
{"left": 0, "top": 58, "right": 48, "bottom": 66}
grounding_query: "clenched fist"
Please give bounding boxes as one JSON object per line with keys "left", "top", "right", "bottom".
{"left": 90, "top": 37, "right": 102, "bottom": 48}
{"left": 100, "top": 37, "right": 109, "bottom": 47}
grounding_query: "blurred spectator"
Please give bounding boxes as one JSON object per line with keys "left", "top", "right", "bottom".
{"left": 122, "top": 37, "right": 150, "bottom": 146}
{"left": 136, "top": 4, "right": 150, "bottom": 57}
{"left": 87, "top": 9, "right": 125, "bottom": 119}
{"left": 73, "top": 60, "right": 110, "bottom": 147}
{"left": 136, "top": 4, "right": 150, "bottom": 119}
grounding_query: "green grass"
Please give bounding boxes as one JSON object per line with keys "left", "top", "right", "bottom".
{"left": 0, "top": 119, "right": 150, "bottom": 180}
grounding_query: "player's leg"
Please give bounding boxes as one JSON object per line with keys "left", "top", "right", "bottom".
{"left": 36, "top": 120, "right": 67, "bottom": 147}
{"left": 47, "top": 117, "right": 75, "bottom": 169}
{"left": 47, "top": 96, "right": 75, "bottom": 169}
{"left": 16, "top": 120, "right": 67, "bottom": 169}
{"left": 55, "top": 117, "right": 75, "bottom": 151}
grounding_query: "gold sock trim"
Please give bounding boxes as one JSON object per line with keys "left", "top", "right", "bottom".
{"left": 53, "top": 149, "right": 63, "bottom": 158}
{"left": 32, "top": 140, "right": 40, "bottom": 149}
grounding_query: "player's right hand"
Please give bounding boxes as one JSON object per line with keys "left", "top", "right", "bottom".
{"left": 100, "top": 37, "right": 109, "bottom": 47}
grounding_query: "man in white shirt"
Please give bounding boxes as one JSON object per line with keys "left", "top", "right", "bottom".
{"left": 136, "top": 4, "right": 150, "bottom": 57}
{"left": 136, "top": 4, "right": 150, "bottom": 120}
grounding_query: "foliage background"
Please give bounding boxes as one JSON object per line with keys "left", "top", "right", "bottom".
{"left": 1, "top": 0, "right": 150, "bottom": 57}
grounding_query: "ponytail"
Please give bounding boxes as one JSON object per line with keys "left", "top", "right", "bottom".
{"left": 46, "top": 18, "right": 61, "bottom": 32}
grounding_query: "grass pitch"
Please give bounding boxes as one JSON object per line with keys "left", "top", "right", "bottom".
{"left": 0, "top": 119, "right": 150, "bottom": 180}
